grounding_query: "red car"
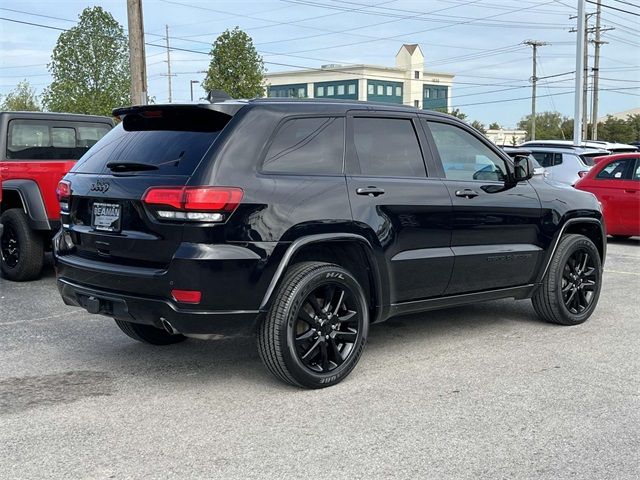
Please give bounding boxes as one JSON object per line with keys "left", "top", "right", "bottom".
{"left": 575, "top": 152, "right": 640, "bottom": 238}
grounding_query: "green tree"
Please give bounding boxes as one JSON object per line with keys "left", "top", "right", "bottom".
{"left": 435, "top": 107, "right": 467, "bottom": 120}
{"left": 517, "top": 111, "right": 571, "bottom": 141}
{"left": 626, "top": 114, "right": 640, "bottom": 142}
{"left": 597, "top": 115, "right": 634, "bottom": 143}
{"left": 470, "top": 120, "right": 486, "bottom": 134}
{"left": 41, "top": 6, "right": 130, "bottom": 116}
{"left": 0, "top": 80, "right": 40, "bottom": 111}
{"left": 489, "top": 122, "right": 500, "bottom": 130}
{"left": 203, "top": 27, "right": 265, "bottom": 98}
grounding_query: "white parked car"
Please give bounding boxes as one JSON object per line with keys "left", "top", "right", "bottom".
{"left": 524, "top": 146, "right": 608, "bottom": 185}
{"left": 521, "top": 139, "right": 638, "bottom": 154}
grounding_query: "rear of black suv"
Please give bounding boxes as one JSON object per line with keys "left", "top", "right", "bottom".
{"left": 55, "top": 104, "right": 269, "bottom": 337}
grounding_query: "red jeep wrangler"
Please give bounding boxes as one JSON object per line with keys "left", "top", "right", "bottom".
{"left": 0, "top": 112, "right": 113, "bottom": 281}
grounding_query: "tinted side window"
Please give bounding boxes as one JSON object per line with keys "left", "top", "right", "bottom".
{"left": 634, "top": 159, "right": 640, "bottom": 181}
{"left": 427, "top": 121, "right": 507, "bottom": 181}
{"left": 7, "top": 119, "right": 111, "bottom": 160}
{"left": 531, "top": 151, "right": 562, "bottom": 168}
{"left": 596, "top": 159, "right": 633, "bottom": 180}
{"left": 352, "top": 117, "right": 425, "bottom": 177}
{"left": 262, "top": 117, "right": 344, "bottom": 174}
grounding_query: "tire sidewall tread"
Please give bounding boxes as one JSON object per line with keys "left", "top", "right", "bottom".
{"left": 257, "top": 261, "right": 369, "bottom": 389}
{"left": 532, "top": 234, "right": 602, "bottom": 325}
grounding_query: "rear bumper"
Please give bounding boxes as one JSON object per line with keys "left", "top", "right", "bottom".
{"left": 57, "top": 278, "right": 260, "bottom": 335}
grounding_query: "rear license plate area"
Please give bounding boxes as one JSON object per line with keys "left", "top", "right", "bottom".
{"left": 92, "top": 202, "right": 122, "bottom": 232}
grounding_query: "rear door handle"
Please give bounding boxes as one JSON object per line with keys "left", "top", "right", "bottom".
{"left": 625, "top": 190, "right": 638, "bottom": 194}
{"left": 356, "top": 186, "right": 385, "bottom": 197}
{"left": 455, "top": 189, "right": 479, "bottom": 199}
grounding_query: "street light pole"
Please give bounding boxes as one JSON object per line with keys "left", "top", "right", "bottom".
{"left": 190, "top": 80, "right": 200, "bottom": 101}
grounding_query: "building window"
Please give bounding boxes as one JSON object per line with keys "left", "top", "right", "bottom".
{"left": 386, "top": 85, "right": 392, "bottom": 96}
{"left": 438, "top": 89, "right": 446, "bottom": 99}
{"left": 368, "top": 84, "right": 374, "bottom": 95}
{"left": 327, "top": 86, "right": 334, "bottom": 96}
{"left": 297, "top": 87, "right": 305, "bottom": 97}
{"left": 348, "top": 84, "right": 356, "bottom": 95}
{"left": 414, "top": 71, "right": 420, "bottom": 79}
{"left": 424, "top": 89, "right": 430, "bottom": 99}
{"left": 414, "top": 100, "right": 420, "bottom": 108}
{"left": 337, "top": 85, "right": 345, "bottom": 95}
{"left": 377, "top": 85, "right": 383, "bottom": 95}
{"left": 317, "top": 86, "right": 324, "bottom": 96}
{"left": 395, "top": 86, "right": 402, "bottom": 96}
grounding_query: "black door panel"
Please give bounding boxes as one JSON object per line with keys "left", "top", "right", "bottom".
{"left": 346, "top": 114, "right": 454, "bottom": 303}
{"left": 422, "top": 118, "right": 544, "bottom": 295}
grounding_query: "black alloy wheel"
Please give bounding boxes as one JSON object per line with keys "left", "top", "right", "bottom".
{"left": 0, "top": 208, "right": 44, "bottom": 281}
{"left": 561, "top": 248, "right": 597, "bottom": 314}
{"left": 532, "top": 234, "right": 602, "bottom": 325}
{"left": 293, "top": 283, "right": 361, "bottom": 373}
{"left": 258, "top": 261, "right": 369, "bottom": 388}
{"left": 1, "top": 223, "right": 19, "bottom": 268}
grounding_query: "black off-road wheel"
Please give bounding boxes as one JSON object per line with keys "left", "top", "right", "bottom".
{"left": 114, "top": 319, "right": 187, "bottom": 345}
{"left": 532, "top": 234, "right": 602, "bottom": 325}
{"left": 257, "top": 262, "right": 369, "bottom": 389}
{"left": 0, "top": 208, "right": 44, "bottom": 281}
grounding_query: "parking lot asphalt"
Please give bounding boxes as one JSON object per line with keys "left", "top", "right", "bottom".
{"left": 1, "top": 238, "right": 639, "bottom": 480}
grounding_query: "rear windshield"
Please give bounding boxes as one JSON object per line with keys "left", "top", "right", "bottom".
{"left": 579, "top": 153, "right": 600, "bottom": 166}
{"left": 6, "top": 119, "right": 111, "bottom": 160}
{"left": 72, "top": 108, "right": 231, "bottom": 176}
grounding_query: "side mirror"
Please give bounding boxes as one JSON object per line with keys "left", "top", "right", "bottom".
{"left": 512, "top": 155, "right": 535, "bottom": 182}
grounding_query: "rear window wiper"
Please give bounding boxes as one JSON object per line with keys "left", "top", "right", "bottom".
{"left": 106, "top": 161, "right": 159, "bottom": 172}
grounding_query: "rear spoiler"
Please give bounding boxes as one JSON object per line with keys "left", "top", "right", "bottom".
{"left": 112, "top": 102, "right": 247, "bottom": 120}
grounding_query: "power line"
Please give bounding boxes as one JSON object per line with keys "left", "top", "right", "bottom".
{"left": 611, "top": 0, "right": 640, "bottom": 8}
{"left": 586, "top": 0, "right": 640, "bottom": 16}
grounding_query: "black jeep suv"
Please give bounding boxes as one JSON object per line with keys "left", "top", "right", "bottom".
{"left": 54, "top": 99, "right": 605, "bottom": 388}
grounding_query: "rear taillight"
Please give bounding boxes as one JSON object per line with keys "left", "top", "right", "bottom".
{"left": 578, "top": 171, "right": 589, "bottom": 178}
{"left": 171, "top": 289, "right": 202, "bottom": 304}
{"left": 57, "top": 180, "right": 71, "bottom": 211}
{"left": 142, "top": 186, "right": 243, "bottom": 222}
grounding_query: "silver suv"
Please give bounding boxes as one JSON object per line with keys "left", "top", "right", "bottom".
{"left": 521, "top": 145, "right": 608, "bottom": 185}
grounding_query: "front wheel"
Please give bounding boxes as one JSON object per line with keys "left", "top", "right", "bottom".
{"left": 257, "top": 262, "right": 369, "bottom": 388}
{"left": 532, "top": 234, "right": 602, "bottom": 325}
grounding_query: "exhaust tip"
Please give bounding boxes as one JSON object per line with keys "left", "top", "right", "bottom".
{"left": 160, "top": 317, "right": 179, "bottom": 335}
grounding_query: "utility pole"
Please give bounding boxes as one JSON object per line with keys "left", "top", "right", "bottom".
{"left": 574, "top": 0, "right": 586, "bottom": 145}
{"left": 524, "top": 40, "right": 548, "bottom": 141}
{"left": 165, "top": 24, "right": 172, "bottom": 103}
{"left": 590, "top": 0, "right": 613, "bottom": 140}
{"left": 581, "top": 14, "right": 589, "bottom": 140}
{"left": 126, "top": 0, "right": 148, "bottom": 105}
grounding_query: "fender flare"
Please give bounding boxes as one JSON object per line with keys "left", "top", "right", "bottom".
{"left": 2, "top": 179, "right": 51, "bottom": 230}
{"left": 538, "top": 217, "right": 606, "bottom": 282}
{"left": 259, "top": 233, "right": 384, "bottom": 320}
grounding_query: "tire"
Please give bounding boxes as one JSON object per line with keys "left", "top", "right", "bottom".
{"left": 0, "top": 208, "right": 44, "bottom": 281}
{"left": 114, "top": 319, "right": 187, "bottom": 345}
{"left": 532, "top": 234, "right": 602, "bottom": 325}
{"left": 257, "top": 261, "right": 369, "bottom": 389}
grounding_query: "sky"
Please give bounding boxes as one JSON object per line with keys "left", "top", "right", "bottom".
{"left": 0, "top": 0, "right": 638, "bottom": 127}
